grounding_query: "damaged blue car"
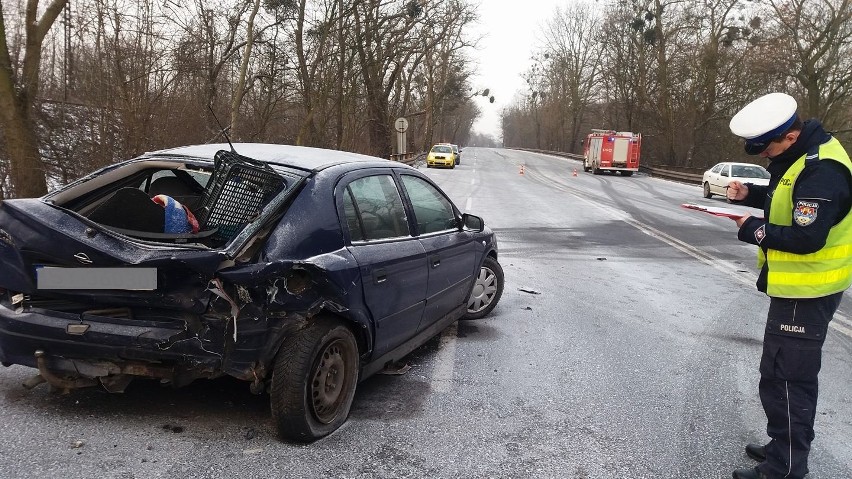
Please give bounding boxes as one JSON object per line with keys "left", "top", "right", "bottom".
{"left": 0, "top": 143, "right": 503, "bottom": 442}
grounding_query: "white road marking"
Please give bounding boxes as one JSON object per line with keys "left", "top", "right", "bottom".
{"left": 833, "top": 313, "right": 852, "bottom": 336}
{"left": 562, "top": 184, "right": 852, "bottom": 340}
{"left": 466, "top": 197, "right": 472, "bottom": 211}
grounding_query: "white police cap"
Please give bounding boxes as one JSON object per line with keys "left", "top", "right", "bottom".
{"left": 729, "top": 92, "right": 798, "bottom": 155}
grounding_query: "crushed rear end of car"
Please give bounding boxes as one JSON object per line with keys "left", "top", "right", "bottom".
{"left": 0, "top": 149, "right": 355, "bottom": 394}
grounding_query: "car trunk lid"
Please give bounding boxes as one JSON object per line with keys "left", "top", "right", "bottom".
{"left": 0, "top": 198, "right": 224, "bottom": 314}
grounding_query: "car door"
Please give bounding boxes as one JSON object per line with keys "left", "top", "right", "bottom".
{"left": 721, "top": 164, "right": 733, "bottom": 194}
{"left": 341, "top": 172, "right": 428, "bottom": 357}
{"left": 708, "top": 163, "right": 728, "bottom": 195}
{"left": 399, "top": 174, "right": 476, "bottom": 332}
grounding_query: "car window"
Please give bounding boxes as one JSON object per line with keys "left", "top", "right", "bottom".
{"left": 186, "top": 169, "right": 211, "bottom": 187}
{"left": 400, "top": 175, "right": 457, "bottom": 235}
{"left": 732, "top": 165, "right": 770, "bottom": 179}
{"left": 711, "top": 164, "right": 724, "bottom": 174}
{"left": 432, "top": 145, "right": 452, "bottom": 154}
{"left": 720, "top": 165, "right": 730, "bottom": 177}
{"left": 342, "top": 189, "right": 364, "bottom": 241}
{"left": 147, "top": 169, "right": 209, "bottom": 192}
{"left": 344, "top": 175, "right": 409, "bottom": 241}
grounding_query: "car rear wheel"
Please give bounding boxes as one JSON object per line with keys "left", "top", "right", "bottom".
{"left": 270, "top": 317, "right": 359, "bottom": 442}
{"left": 703, "top": 182, "right": 712, "bottom": 198}
{"left": 463, "top": 256, "right": 504, "bottom": 320}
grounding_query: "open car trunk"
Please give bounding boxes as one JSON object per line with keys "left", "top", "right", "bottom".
{"left": 0, "top": 150, "right": 303, "bottom": 388}
{"left": 0, "top": 197, "right": 225, "bottom": 312}
{"left": 0, "top": 150, "right": 293, "bottom": 308}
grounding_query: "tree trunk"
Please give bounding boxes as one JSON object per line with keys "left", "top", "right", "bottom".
{"left": 230, "top": 0, "right": 262, "bottom": 138}
{"left": 0, "top": 106, "right": 46, "bottom": 198}
{"left": 0, "top": 0, "right": 67, "bottom": 197}
{"left": 365, "top": 85, "right": 391, "bottom": 158}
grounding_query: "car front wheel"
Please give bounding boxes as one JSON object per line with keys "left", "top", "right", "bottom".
{"left": 270, "top": 317, "right": 359, "bottom": 442}
{"left": 703, "top": 182, "right": 712, "bottom": 198}
{"left": 463, "top": 256, "right": 504, "bottom": 320}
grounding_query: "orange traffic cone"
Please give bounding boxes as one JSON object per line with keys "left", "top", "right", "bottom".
{"left": 572, "top": 168, "right": 578, "bottom": 177}
{"left": 519, "top": 165, "right": 525, "bottom": 175}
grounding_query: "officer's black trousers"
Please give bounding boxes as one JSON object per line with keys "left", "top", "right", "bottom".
{"left": 757, "top": 292, "right": 841, "bottom": 479}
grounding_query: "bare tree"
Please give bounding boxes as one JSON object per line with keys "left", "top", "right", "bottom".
{"left": 593, "top": 1, "right": 653, "bottom": 131}
{"left": 350, "top": 0, "right": 448, "bottom": 157}
{"left": 287, "top": 0, "right": 346, "bottom": 147}
{"left": 415, "top": 0, "right": 476, "bottom": 148}
{"left": 675, "top": 0, "right": 757, "bottom": 165}
{"left": 765, "top": 0, "right": 852, "bottom": 130}
{"left": 540, "top": 2, "right": 602, "bottom": 153}
{"left": 0, "top": 0, "right": 67, "bottom": 198}
{"left": 229, "top": 0, "right": 263, "bottom": 136}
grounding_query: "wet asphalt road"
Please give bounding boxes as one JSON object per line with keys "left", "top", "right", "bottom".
{"left": 1, "top": 147, "right": 850, "bottom": 479}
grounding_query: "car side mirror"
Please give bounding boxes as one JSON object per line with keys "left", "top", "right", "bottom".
{"left": 461, "top": 213, "right": 484, "bottom": 232}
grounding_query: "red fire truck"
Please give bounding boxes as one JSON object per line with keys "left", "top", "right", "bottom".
{"left": 582, "top": 129, "right": 641, "bottom": 176}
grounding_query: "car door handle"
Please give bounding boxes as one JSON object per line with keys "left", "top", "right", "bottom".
{"left": 373, "top": 268, "right": 387, "bottom": 284}
{"left": 431, "top": 258, "right": 441, "bottom": 268}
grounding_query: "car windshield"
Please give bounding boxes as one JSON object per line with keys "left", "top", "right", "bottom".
{"left": 432, "top": 146, "right": 452, "bottom": 153}
{"left": 731, "top": 165, "right": 770, "bottom": 179}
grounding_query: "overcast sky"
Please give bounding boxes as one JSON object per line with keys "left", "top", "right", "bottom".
{"left": 468, "top": 1, "right": 570, "bottom": 140}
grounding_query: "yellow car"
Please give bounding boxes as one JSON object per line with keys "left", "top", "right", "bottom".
{"left": 426, "top": 144, "right": 456, "bottom": 168}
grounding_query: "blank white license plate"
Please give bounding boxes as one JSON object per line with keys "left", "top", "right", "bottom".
{"left": 37, "top": 267, "right": 157, "bottom": 290}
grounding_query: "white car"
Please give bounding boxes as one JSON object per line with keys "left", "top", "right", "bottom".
{"left": 702, "top": 162, "right": 770, "bottom": 198}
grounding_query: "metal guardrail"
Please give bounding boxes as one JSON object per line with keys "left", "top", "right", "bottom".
{"left": 517, "top": 148, "right": 704, "bottom": 185}
{"left": 639, "top": 165, "right": 703, "bottom": 184}
{"left": 389, "top": 152, "right": 418, "bottom": 165}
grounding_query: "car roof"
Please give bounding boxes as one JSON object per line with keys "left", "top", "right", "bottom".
{"left": 715, "top": 162, "right": 766, "bottom": 168}
{"left": 146, "top": 143, "right": 393, "bottom": 171}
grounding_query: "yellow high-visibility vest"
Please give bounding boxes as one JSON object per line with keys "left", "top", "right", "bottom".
{"left": 759, "top": 137, "right": 852, "bottom": 297}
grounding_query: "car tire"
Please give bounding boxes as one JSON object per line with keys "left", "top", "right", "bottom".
{"left": 270, "top": 316, "right": 359, "bottom": 442}
{"left": 463, "top": 256, "right": 504, "bottom": 320}
{"left": 621, "top": 171, "right": 634, "bottom": 177}
{"left": 703, "top": 182, "right": 712, "bottom": 198}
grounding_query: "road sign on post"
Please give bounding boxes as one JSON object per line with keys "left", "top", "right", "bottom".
{"left": 395, "top": 117, "right": 409, "bottom": 155}
{"left": 394, "top": 117, "right": 409, "bottom": 133}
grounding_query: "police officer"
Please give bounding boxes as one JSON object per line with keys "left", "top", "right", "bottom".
{"left": 726, "top": 92, "right": 852, "bottom": 479}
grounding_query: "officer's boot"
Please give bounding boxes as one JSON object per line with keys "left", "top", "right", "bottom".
{"left": 732, "top": 467, "right": 769, "bottom": 479}
{"left": 745, "top": 443, "right": 766, "bottom": 462}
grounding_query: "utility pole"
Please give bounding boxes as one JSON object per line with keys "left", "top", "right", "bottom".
{"left": 63, "top": 0, "right": 72, "bottom": 101}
